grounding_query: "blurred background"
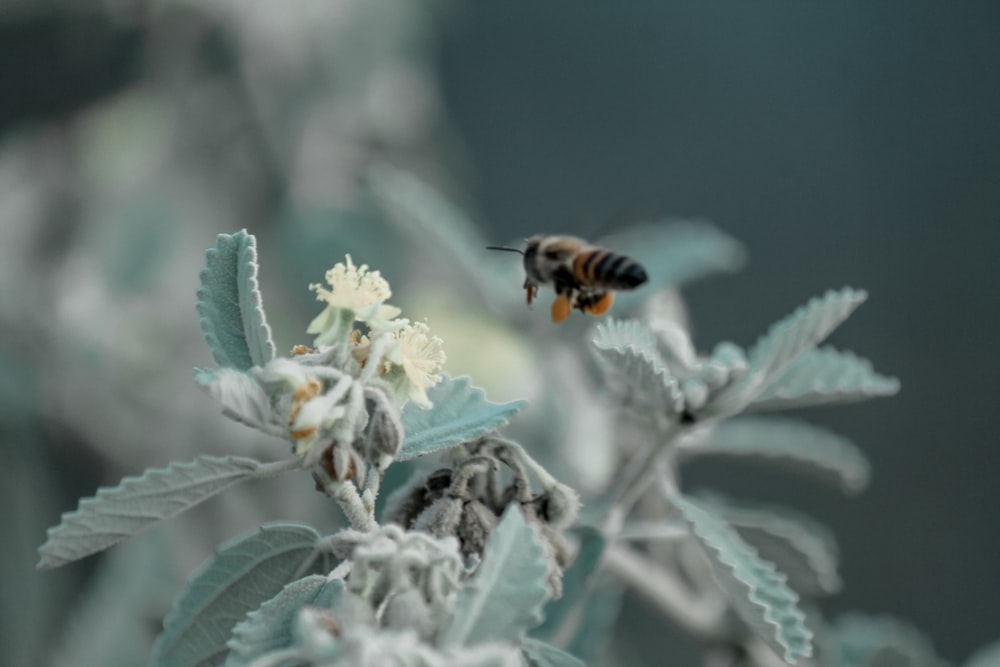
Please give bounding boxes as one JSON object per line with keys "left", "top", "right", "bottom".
{"left": 2, "top": 1, "right": 998, "bottom": 665}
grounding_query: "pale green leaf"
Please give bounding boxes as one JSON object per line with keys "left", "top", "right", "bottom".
{"left": 225, "top": 576, "right": 344, "bottom": 667}
{"left": 533, "top": 528, "right": 605, "bottom": 641}
{"left": 830, "top": 613, "right": 948, "bottom": 667}
{"left": 37, "top": 456, "right": 297, "bottom": 570}
{"left": 399, "top": 375, "right": 527, "bottom": 461}
{"left": 695, "top": 493, "right": 841, "bottom": 597}
{"left": 709, "top": 288, "right": 867, "bottom": 417}
{"left": 442, "top": 506, "right": 551, "bottom": 648}
{"left": 592, "top": 319, "right": 683, "bottom": 415}
{"left": 150, "top": 523, "right": 334, "bottom": 667}
{"left": 750, "top": 346, "right": 900, "bottom": 411}
{"left": 522, "top": 638, "right": 585, "bottom": 667}
{"left": 674, "top": 495, "right": 813, "bottom": 664}
{"left": 684, "top": 416, "right": 870, "bottom": 494}
{"left": 965, "top": 640, "right": 1000, "bottom": 667}
{"left": 197, "top": 230, "right": 276, "bottom": 371}
{"left": 194, "top": 368, "right": 285, "bottom": 438}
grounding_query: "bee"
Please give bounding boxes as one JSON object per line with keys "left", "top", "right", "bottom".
{"left": 488, "top": 235, "right": 648, "bottom": 322}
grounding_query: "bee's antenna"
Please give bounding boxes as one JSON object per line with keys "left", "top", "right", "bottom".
{"left": 485, "top": 245, "right": 524, "bottom": 255}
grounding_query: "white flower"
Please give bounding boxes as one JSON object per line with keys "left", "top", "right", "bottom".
{"left": 385, "top": 321, "right": 446, "bottom": 409}
{"left": 306, "top": 255, "right": 402, "bottom": 345}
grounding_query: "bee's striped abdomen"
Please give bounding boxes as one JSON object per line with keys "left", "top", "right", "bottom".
{"left": 573, "top": 249, "right": 648, "bottom": 290}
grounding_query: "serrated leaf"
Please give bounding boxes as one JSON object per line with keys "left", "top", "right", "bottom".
{"left": 197, "top": 230, "right": 276, "bottom": 371}
{"left": 608, "top": 220, "right": 747, "bottom": 304}
{"left": 399, "top": 375, "right": 527, "bottom": 461}
{"left": 225, "top": 576, "right": 344, "bottom": 667}
{"left": 710, "top": 288, "right": 867, "bottom": 417}
{"left": 442, "top": 506, "right": 551, "bottom": 648}
{"left": 674, "top": 495, "right": 813, "bottom": 664}
{"left": 150, "top": 523, "right": 334, "bottom": 667}
{"left": 830, "top": 613, "right": 948, "bottom": 667}
{"left": 592, "top": 319, "right": 683, "bottom": 415}
{"left": 37, "top": 456, "right": 271, "bottom": 570}
{"left": 684, "top": 416, "right": 871, "bottom": 494}
{"left": 533, "top": 528, "right": 605, "bottom": 641}
{"left": 750, "top": 346, "right": 900, "bottom": 411}
{"left": 695, "top": 493, "right": 841, "bottom": 597}
{"left": 522, "top": 638, "right": 585, "bottom": 667}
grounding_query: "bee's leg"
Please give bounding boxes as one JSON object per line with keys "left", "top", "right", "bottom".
{"left": 583, "top": 291, "right": 614, "bottom": 316}
{"left": 523, "top": 278, "right": 538, "bottom": 307}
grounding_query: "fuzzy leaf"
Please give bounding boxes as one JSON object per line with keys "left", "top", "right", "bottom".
{"left": 522, "top": 638, "right": 585, "bottom": 667}
{"left": 150, "top": 523, "right": 334, "bottom": 667}
{"left": 195, "top": 367, "right": 280, "bottom": 435}
{"left": 399, "top": 375, "right": 527, "bottom": 461}
{"left": 685, "top": 416, "right": 870, "bottom": 494}
{"left": 750, "top": 346, "right": 900, "bottom": 411}
{"left": 196, "top": 230, "right": 276, "bottom": 371}
{"left": 674, "top": 495, "right": 813, "bottom": 664}
{"left": 442, "top": 506, "right": 551, "bottom": 647}
{"left": 695, "top": 494, "right": 841, "bottom": 597}
{"left": 709, "top": 289, "right": 867, "bottom": 417}
{"left": 592, "top": 319, "right": 683, "bottom": 415}
{"left": 608, "top": 220, "right": 747, "bottom": 302}
{"left": 37, "top": 456, "right": 278, "bottom": 570}
{"left": 533, "top": 528, "right": 605, "bottom": 641}
{"left": 830, "top": 613, "right": 948, "bottom": 667}
{"left": 225, "top": 576, "right": 344, "bottom": 667}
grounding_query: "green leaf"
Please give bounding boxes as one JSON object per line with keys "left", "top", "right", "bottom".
{"left": 37, "top": 456, "right": 288, "bottom": 570}
{"left": 965, "top": 640, "right": 1000, "bottom": 667}
{"left": 592, "top": 319, "right": 683, "bottom": 416}
{"left": 750, "top": 346, "right": 900, "bottom": 411}
{"left": 533, "top": 528, "right": 606, "bottom": 641}
{"left": 522, "top": 638, "right": 585, "bottom": 667}
{"left": 150, "top": 523, "right": 334, "bottom": 667}
{"left": 197, "top": 230, "right": 276, "bottom": 371}
{"left": 830, "top": 613, "right": 948, "bottom": 667}
{"left": 399, "top": 375, "right": 527, "bottom": 461}
{"left": 683, "top": 416, "right": 870, "bottom": 494}
{"left": 709, "top": 288, "right": 868, "bottom": 417}
{"left": 674, "top": 495, "right": 813, "bottom": 664}
{"left": 225, "top": 576, "right": 344, "bottom": 667}
{"left": 441, "top": 506, "right": 551, "bottom": 648}
{"left": 695, "top": 493, "right": 841, "bottom": 597}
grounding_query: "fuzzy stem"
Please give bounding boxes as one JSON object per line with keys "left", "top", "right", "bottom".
{"left": 321, "top": 477, "right": 377, "bottom": 531}
{"left": 603, "top": 543, "right": 725, "bottom": 637}
{"left": 482, "top": 437, "right": 558, "bottom": 488}
{"left": 599, "top": 421, "right": 683, "bottom": 533}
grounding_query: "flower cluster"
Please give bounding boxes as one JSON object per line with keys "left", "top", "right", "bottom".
{"left": 309, "top": 255, "right": 446, "bottom": 409}
{"left": 200, "top": 255, "right": 444, "bottom": 493}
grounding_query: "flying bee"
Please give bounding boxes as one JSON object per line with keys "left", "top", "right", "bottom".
{"left": 488, "top": 235, "right": 648, "bottom": 322}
